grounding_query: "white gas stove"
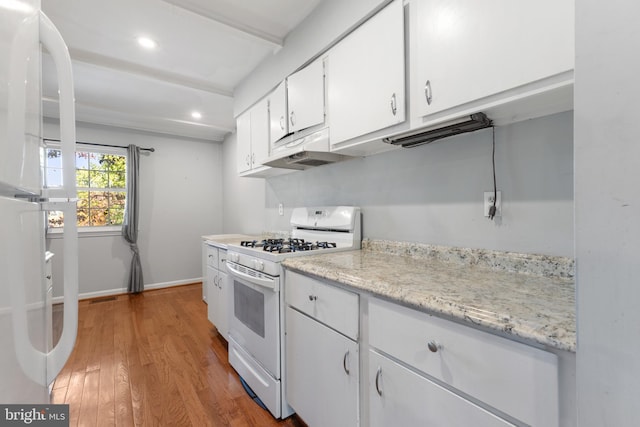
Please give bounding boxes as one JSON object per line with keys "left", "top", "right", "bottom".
{"left": 225, "top": 206, "right": 361, "bottom": 419}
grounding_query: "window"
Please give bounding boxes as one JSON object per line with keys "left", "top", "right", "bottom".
{"left": 43, "top": 144, "right": 127, "bottom": 229}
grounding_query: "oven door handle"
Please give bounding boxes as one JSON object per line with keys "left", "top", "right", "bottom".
{"left": 226, "top": 261, "right": 278, "bottom": 291}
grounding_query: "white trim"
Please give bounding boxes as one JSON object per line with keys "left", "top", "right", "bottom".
{"left": 47, "top": 227, "right": 122, "bottom": 238}
{"left": 51, "top": 277, "right": 203, "bottom": 303}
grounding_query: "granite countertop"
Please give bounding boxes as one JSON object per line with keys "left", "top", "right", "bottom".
{"left": 282, "top": 241, "right": 576, "bottom": 352}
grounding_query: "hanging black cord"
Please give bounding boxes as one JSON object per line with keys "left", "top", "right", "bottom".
{"left": 43, "top": 138, "right": 155, "bottom": 152}
{"left": 488, "top": 127, "right": 497, "bottom": 220}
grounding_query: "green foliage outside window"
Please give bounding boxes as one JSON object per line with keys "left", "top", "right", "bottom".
{"left": 45, "top": 148, "right": 127, "bottom": 228}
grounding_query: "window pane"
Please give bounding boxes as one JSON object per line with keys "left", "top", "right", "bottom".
{"left": 46, "top": 149, "right": 62, "bottom": 168}
{"left": 90, "top": 191, "right": 108, "bottom": 209}
{"left": 75, "top": 152, "right": 88, "bottom": 170}
{"left": 101, "top": 154, "right": 126, "bottom": 172}
{"left": 88, "top": 152, "right": 101, "bottom": 171}
{"left": 45, "top": 168, "right": 63, "bottom": 187}
{"left": 77, "top": 209, "right": 89, "bottom": 226}
{"left": 89, "top": 209, "right": 107, "bottom": 226}
{"left": 108, "top": 192, "right": 126, "bottom": 207}
{"left": 76, "top": 169, "right": 89, "bottom": 187}
{"left": 109, "top": 207, "right": 124, "bottom": 225}
{"left": 77, "top": 191, "right": 89, "bottom": 209}
{"left": 48, "top": 211, "right": 64, "bottom": 228}
{"left": 108, "top": 171, "right": 125, "bottom": 188}
{"left": 90, "top": 170, "right": 108, "bottom": 188}
{"left": 44, "top": 147, "right": 127, "bottom": 230}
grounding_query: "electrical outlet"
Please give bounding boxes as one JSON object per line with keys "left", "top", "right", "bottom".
{"left": 484, "top": 191, "right": 502, "bottom": 218}
{"left": 278, "top": 203, "right": 284, "bottom": 216}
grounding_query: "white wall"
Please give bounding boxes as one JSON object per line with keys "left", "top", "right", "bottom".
{"left": 575, "top": 1, "right": 640, "bottom": 425}
{"left": 45, "top": 120, "right": 223, "bottom": 297}
{"left": 223, "top": 112, "right": 573, "bottom": 257}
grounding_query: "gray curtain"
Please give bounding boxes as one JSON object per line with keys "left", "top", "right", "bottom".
{"left": 122, "top": 144, "right": 143, "bottom": 293}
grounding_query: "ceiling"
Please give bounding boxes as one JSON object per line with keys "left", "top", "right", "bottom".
{"left": 41, "top": 0, "right": 323, "bottom": 141}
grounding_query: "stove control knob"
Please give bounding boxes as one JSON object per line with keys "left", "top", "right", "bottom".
{"left": 253, "top": 260, "right": 264, "bottom": 271}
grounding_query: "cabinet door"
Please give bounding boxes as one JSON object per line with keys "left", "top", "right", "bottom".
{"left": 287, "top": 58, "right": 324, "bottom": 133}
{"left": 328, "top": 0, "right": 405, "bottom": 145}
{"left": 269, "top": 80, "right": 288, "bottom": 143}
{"left": 216, "top": 271, "right": 229, "bottom": 339}
{"left": 369, "top": 350, "right": 514, "bottom": 427}
{"left": 236, "top": 110, "right": 252, "bottom": 173}
{"left": 285, "top": 307, "right": 358, "bottom": 427}
{"left": 206, "top": 266, "right": 218, "bottom": 327}
{"left": 412, "top": 0, "right": 574, "bottom": 118}
{"left": 250, "top": 97, "right": 269, "bottom": 166}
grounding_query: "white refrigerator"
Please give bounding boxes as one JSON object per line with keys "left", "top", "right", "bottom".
{"left": 0, "top": 0, "right": 78, "bottom": 403}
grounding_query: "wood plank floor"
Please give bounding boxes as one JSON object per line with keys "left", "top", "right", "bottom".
{"left": 51, "top": 284, "right": 307, "bottom": 427}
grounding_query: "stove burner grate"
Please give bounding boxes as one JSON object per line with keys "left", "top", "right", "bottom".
{"left": 238, "top": 238, "right": 339, "bottom": 254}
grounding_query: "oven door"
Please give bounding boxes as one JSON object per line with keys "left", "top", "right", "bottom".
{"left": 226, "top": 260, "right": 280, "bottom": 378}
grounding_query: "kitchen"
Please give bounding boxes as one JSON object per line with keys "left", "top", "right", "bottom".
{"left": 0, "top": 0, "right": 637, "bottom": 426}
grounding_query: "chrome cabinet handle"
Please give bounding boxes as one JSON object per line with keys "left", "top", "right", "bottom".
{"left": 390, "top": 93, "right": 397, "bottom": 116}
{"left": 427, "top": 340, "right": 441, "bottom": 353}
{"left": 425, "top": 80, "right": 432, "bottom": 106}
{"left": 375, "top": 367, "right": 383, "bottom": 396}
{"left": 308, "top": 295, "right": 317, "bottom": 301}
{"left": 245, "top": 154, "right": 250, "bottom": 166}
{"left": 290, "top": 111, "right": 296, "bottom": 127}
{"left": 251, "top": 153, "right": 256, "bottom": 165}
{"left": 280, "top": 116, "right": 285, "bottom": 131}
{"left": 46, "top": 275, "right": 52, "bottom": 280}
{"left": 343, "top": 351, "right": 350, "bottom": 375}
{"left": 208, "top": 254, "right": 213, "bottom": 258}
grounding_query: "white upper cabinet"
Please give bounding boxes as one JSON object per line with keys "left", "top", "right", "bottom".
{"left": 328, "top": 0, "right": 405, "bottom": 148}
{"left": 236, "top": 109, "right": 252, "bottom": 174}
{"left": 286, "top": 57, "right": 325, "bottom": 133}
{"left": 411, "top": 0, "right": 574, "bottom": 123}
{"left": 236, "top": 97, "right": 270, "bottom": 175}
{"left": 269, "top": 80, "right": 288, "bottom": 144}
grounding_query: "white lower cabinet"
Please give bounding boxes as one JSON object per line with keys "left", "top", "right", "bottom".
{"left": 285, "top": 307, "right": 359, "bottom": 427}
{"left": 205, "top": 245, "right": 229, "bottom": 339}
{"left": 368, "top": 297, "right": 558, "bottom": 426}
{"left": 285, "top": 271, "right": 360, "bottom": 426}
{"left": 369, "top": 349, "right": 514, "bottom": 427}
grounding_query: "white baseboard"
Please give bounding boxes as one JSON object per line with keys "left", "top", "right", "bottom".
{"left": 52, "top": 277, "right": 203, "bottom": 303}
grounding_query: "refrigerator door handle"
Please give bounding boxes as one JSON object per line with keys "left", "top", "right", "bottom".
{"left": 39, "top": 11, "right": 79, "bottom": 384}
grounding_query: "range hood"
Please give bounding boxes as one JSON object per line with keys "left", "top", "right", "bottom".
{"left": 383, "top": 113, "right": 492, "bottom": 148}
{"left": 263, "top": 128, "right": 352, "bottom": 170}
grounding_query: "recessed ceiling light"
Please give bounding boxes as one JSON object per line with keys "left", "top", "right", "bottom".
{"left": 137, "top": 36, "right": 157, "bottom": 50}
{"left": 191, "top": 111, "right": 202, "bottom": 120}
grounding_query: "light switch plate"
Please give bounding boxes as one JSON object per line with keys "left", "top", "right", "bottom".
{"left": 484, "top": 191, "right": 502, "bottom": 217}
{"left": 278, "top": 203, "right": 284, "bottom": 216}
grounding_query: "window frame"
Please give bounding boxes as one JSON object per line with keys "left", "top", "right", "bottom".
{"left": 43, "top": 142, "right": 128, "bottom": 236}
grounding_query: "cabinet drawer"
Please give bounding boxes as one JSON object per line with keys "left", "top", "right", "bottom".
{"left": 369, "top": 298, "right": 558, "bottom": 427}
{"left": 205, "top": 245, "right": 218, "bottom": 268}
{"left": 285, "top": 271, "right": 358, "bottom": 340}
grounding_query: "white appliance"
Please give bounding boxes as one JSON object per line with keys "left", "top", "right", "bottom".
{"left": 225, "top": 206, "right": 361, "bottom": 419}
{"left": 0, "top": 0, "right": 78, "bottom": 403}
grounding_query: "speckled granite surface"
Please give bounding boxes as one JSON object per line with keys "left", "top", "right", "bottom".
{"left": 282, "top": 243, "right": 576, "bottom": 352}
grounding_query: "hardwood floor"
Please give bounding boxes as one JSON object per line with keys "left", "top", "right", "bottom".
{"left": 51, "top": 284, "right": 306, "bottom": 427}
